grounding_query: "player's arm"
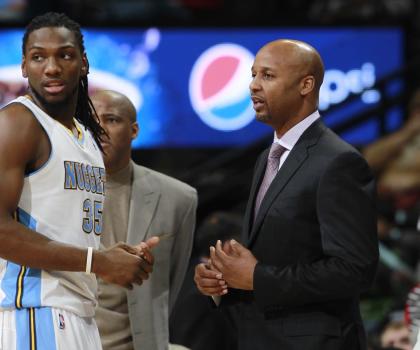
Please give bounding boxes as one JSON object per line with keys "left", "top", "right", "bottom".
{"left": 0, "top": 105, "right": 151, "bottom": 288}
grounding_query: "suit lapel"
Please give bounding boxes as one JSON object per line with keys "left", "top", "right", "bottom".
{"left": 247, "top": 120, "right": 326, "bottom": 247}
{"left": 126, "top": 164, "right": 160, "bottom": 246}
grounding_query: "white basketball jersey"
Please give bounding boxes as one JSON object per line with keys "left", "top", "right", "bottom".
{"left": 0, "top": 96, "right": 105, "bottom": 317}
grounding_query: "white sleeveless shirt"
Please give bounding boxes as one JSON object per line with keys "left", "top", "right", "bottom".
{"left": 0, "top": 96, "right": 106, "bottom": 317}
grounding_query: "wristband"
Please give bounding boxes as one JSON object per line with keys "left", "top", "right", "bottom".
{"left": 85, "top": 247, "right": 93, "bottom": 274}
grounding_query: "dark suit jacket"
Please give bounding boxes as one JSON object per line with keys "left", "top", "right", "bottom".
{"left": 222, "top": 119, "right": 379, "bottom": 350}
{"left": 169, "top": 259, "right": 238, "bottom": 350}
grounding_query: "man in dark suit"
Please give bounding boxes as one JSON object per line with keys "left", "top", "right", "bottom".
{"left": 194, "top": 39, "right": 379, "bottom": 350}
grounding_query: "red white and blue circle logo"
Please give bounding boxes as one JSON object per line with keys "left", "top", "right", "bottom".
{"left": 189, "top": 43, "right": 255, "bottom": 131}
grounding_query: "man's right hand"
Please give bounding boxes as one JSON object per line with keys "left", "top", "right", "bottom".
{"left": 194, "top": 261, "right": 228, "bottom": 297}
{"left": 92, "top": 241, "right": 156, "bottom": 289}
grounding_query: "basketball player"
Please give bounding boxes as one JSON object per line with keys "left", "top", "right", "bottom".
{"left": 0, "top": 12, "right": 158, "bottom": 349}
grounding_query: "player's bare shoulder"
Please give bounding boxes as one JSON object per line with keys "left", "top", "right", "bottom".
{"left": 0, "top": 101, "right": 41, "bottom": 137}
{"left": 0, "top": 101, "right": 50, "bottom": 171}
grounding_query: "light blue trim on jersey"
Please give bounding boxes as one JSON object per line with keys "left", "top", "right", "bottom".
{"left": 21, "top": 267, "right": 42, "bottom": 308}
{"left": 1, "top": 262, "right": 21, "bottom": 307}
{"left": 17, "top": 208, "right": 37, "bottom": 230}
{"left": 17, "top": 208, "right": 42, "bottom": 308}
{"left": 0, "top": 209, "right": 41, "bottom": 309}
{"left": 16, "top": 308, "right": 30, "bottom": 350}
{"left": 35, "top": 307, "right": 57, "bottom": 350}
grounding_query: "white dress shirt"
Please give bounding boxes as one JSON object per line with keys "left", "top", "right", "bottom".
{"left": 274, "top": 110, "right": 321, "bottom": 170}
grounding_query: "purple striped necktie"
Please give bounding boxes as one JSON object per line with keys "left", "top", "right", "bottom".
{"left": 254, "top": 143, "right": 286, "bottom": 220}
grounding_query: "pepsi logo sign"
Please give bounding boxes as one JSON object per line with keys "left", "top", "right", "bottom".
{"left": 189, "top": 43, "right": 255, "bottom": 131}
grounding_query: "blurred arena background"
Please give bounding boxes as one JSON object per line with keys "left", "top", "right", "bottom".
{"left": 1, "top": 1, "right": 420, "bottom": 349}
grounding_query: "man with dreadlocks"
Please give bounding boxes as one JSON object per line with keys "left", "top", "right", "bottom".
{"left": 0, "top": 12, "right": 159, "bottom": 349}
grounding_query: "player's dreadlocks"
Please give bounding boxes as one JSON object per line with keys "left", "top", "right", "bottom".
{"left": 22, "top": 12, "right": 104, "bottom": 150}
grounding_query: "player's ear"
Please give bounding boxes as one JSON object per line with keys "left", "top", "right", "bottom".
{"left": 22, "top": 56, "right": 27, "bottom": 78}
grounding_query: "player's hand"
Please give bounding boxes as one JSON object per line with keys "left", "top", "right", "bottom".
{"left": 92, "top": 242, "right": 154, "bottom": 289}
